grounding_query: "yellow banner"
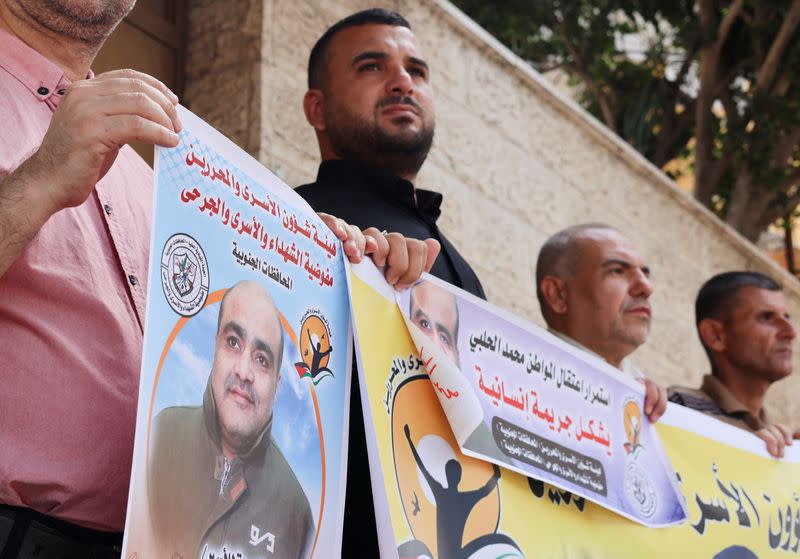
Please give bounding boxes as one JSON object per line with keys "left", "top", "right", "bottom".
{"left": 350, "top": 269, "right": 800, "bottom": 559}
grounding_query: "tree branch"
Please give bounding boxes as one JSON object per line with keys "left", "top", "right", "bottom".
{"left": 556, "top": 15, "right": 618, "bottom": 131}
{"left": 719, "top": 86, "right": 741, "bottom": 128}
{"left": 708, "top": 151, "right": 735, "bottom": 193}
{"left": 773, "top": 128, "right": 800, "bottom": 169}
{"left": 745, "top": 169, "right": 800, "bottom": 236}
{"left": 755, "top": 0, "right": 800, "bottom": 94}
{"left": 739, "top": 8, "right": 755, "bottom": 27}
{"left": 778, "top": 167, "right": 800, "bottom": 195}
{"left": 673, "top": 45, "right": 697, "bottom": 90}
{"left": 653, "top": 100, "right": 696, "bottom": 167}
{"left": 772, "top": 68, "right": 793, "bottom": 97}
{"left": 719, "top": 0, "right": 746, "bottom": 46}
{"left": 694, "top": 0, "right": 745, "bottom": 206}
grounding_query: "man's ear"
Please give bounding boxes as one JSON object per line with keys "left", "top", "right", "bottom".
{"left": 698, "top": 318, "right": 726, "bottom": 353}
{"left": 540, "top": 276, "right": 568, "bottom": 316}
{"left": 303, "top": 89, "right": 326, "bottom": 132}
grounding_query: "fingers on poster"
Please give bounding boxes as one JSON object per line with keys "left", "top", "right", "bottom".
{"left": 351, "top": 271, "right": 800, "bottom": 558}
{"left": 124, "top": 107, "right": 349, "bottom": 559}
{"left": 395, "top": 277, "right": 687, "bottom": 527}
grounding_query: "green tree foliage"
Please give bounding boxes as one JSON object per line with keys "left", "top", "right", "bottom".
{"left": 454, "top": 0, "right": 800, "bottom": 241}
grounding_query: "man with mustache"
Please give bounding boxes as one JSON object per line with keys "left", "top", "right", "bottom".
{"left": 0, "top": 0, "right": 435, "bottom": 554}
{"left": 0, "top": 1, "right": 181, "bottom": 556}
{"left": 536, "top": 223, "right": 667, "bottom": 423}
{"left": 669, "top": 271, "right": 799, "bottom": 458}
{"left": 148, "top": 280, "right": 314, "bottom": 559}
{"left": 295, "top": 9, "right": 487, "bottom": 555}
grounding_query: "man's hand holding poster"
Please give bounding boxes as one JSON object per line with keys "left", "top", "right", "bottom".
{"left": 122, "top": 107, "right": 351, "bottom": 559}
{"left": 349, "top": 261, "right": 800, "bottom": 558}
{"left": 397, "top": 276, "right": 687, "bottom": 526}
{"left": 119, "top": 107, "right": 800, "bottom": 559}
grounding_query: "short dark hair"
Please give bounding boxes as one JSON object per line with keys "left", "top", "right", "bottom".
{"left": 695, "top": 271, "right": 782, "bottom": 363}
{"left": 307, "top": 8, "right": 411, "bottom": 89}
{"left": 695, "top": 271, "right": 782, "bottom": 326}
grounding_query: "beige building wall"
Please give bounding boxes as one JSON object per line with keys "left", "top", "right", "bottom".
{"left": 185, "top": 0, "right": 800, "bottom": 427}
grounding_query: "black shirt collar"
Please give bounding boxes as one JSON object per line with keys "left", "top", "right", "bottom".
{"left": 316, "top": 159, "right": 442, "bottom": 224}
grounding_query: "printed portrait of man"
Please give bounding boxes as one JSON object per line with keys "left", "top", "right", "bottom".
{"left": 406, "top": 279, "right": 505, "bottom": 463}
{"left": 148, "top": 280, "right": 314, "bottom": 559}
{"left": 410, "top": 280, "right": 461, "bottom": 366}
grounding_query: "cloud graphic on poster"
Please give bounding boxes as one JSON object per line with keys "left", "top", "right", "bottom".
{"left": 171, "top": 338, "right": 212, "bottom": 387}
{"left": 279, "top": 336, "right": 316, "bottom": 416}
{"left": 278, "top": 420, "right": 313, "bottom": 455}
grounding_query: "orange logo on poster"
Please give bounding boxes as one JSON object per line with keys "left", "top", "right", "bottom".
{"left": 294, "top": 311, "right": 334, "bottom": 385}
{"left": 623, "top": 400, "right": 642, "bottom": 455}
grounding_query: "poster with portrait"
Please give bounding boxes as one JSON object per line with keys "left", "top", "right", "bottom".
{"left": 395, "top": 275, "right": 687, "bottom": 527}
{"left": 349, "top": 261, "right": 800, "bottom": 559}
{"left": 122, "top": 106, "right": 351, "bottom": 559}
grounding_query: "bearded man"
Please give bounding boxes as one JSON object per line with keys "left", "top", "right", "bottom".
{"left": 0, "top": 3, "right": 428, "bottom": 556}
{"left": 294, "top": 9, "right": 487, "bottom": 556}
{"left": 148, "top": 281, "right": 314, "bottom": 559}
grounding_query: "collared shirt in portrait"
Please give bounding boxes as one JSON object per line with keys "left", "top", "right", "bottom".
{"left": 0, "top": 28, "right": 152, "bottom": 531}
{"left": 668, "top": 375, "right": 772, "bottom": 433}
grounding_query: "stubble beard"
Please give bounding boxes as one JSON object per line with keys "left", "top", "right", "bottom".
{"left": 8, "top": 0, "right": 134, "bottom": 47}
{"left": 325, "top": 103, "right": 435, "bottom": 178}
{"left": 610, "top": 316, "right": 650, "bottom": 355}
{"left": 216, "top": 372, "right": 267, "bottom": 454}
{"left": 735, "top": 351, "right": 793, "bottom": 384}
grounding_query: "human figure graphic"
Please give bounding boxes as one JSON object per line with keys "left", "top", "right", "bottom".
{"left": 404, "top": 424, "right": 501, "bottom": 559}
{"left": 307, "top": 329, "right": 333, "bottom": 379}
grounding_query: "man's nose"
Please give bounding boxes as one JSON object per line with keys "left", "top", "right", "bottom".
{"left": 386, "top": 64, "right": 414, "bottom": 95}
{"left": 631, "top": 269, "right": 653, "bottom": 299}
{"left": 778, "top": 316, "right": 797, "bottom": 340}
{"left": 235, "top": 351, "right": 255, "bottom": 382}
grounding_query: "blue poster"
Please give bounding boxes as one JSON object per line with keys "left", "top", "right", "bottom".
{"left": 122, "top": 107, "right": 350, "bottom": 559}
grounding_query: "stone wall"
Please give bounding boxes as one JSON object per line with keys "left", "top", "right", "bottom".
{"left": 186, "top": 0, "right": 800, "bottom": 426}
{"left": 184, "top": 0, "right": 264, "bottom": 155}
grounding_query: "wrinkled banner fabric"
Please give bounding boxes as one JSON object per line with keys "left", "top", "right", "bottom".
{"left": 349, "top": 262, "right": 800, "bottom": 559}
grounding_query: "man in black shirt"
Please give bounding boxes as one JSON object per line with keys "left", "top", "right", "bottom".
{"left": 296, "top": 9, "right": 484, "bottom": 299}
{"left": 295, "top": 8, "right": 486, "bottom": 556}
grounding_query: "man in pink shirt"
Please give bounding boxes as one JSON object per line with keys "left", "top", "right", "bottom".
{"left": 0, "top": 1, "right": 180, "bottom": 556}
{"left": 0, "top": 1, "right": 438, "bottom": 556}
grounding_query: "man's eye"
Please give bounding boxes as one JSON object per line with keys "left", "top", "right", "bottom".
{"left": 409, "top": 67, "right": 426, "bottom": 78}
{"left": 358, "top": 62, "right": 380, "bottom": 72}
{"left": 256, "top": 354, "right": 269, "bottom": 368}
{"left": 227, "top": 336, "right": 240, "bottom": 349}
{"left": 438, "top": 332, "right": 452, "bottom": 348}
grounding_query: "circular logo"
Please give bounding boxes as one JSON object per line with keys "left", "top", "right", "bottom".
{"left": 160, "top": 233, "right": 209, "bottom": 317}
{"left": 624, "top": 461, "right": 657, "bottom": 519}
{"left": 294, "top": 311, "right": 334, "bottom": 385}
{"left": 391, "top": 376, "right": 501, "bottom": 554}
{"left": 623, "top": 400, "right": 642, "bottom": 455}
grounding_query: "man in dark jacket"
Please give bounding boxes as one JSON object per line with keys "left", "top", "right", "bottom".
{"left": 295, "top": 9, "right": 487, "bottom": 555}
{"left": 149, "top": 280, "right": 313, "bottom": 559}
